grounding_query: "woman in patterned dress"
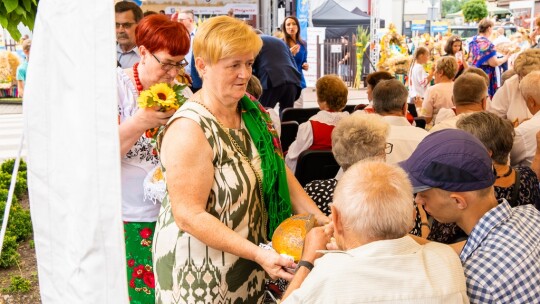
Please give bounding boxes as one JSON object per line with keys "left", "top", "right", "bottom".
{"left": 152, "top": 16, "right": 328, "bottom": 304}
{"left": 116, "top": 15, "right": 190, "bottom": 303}
{"left": 468, "top": 18, "right": 509, "bottom": 98}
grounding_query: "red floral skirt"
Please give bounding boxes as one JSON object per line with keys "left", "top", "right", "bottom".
{"left": 124, "top": 221, "right": 156, "bottom": 304}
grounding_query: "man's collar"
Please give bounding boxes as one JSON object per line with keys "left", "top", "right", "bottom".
{"left": 459, "top": 199, "right": 511, "bottom": 261}
{"left": 116, "top": 43, "right": 139, "bottom": 55}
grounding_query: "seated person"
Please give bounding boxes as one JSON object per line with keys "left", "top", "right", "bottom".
{"left": 402, "top": 129, "right": 540, "bottom": 302}
{"left": 372, "top": 79, "right": 428, "bottom": 164}
{"left": 285, "top": 75, "right": 349, "bottom": 172}
{"left": 362, "top": 71, "right": 394, "bottom": 112}
{"left": 304, "top": 114, "right": 426, "bottom": 237}
{"left": 282, "top": 161, "right": 469, "bottom": 303}
{"left": 421, "top": 56, "right": 458, "bottom": 125}
{"left": 489, "top": 49, "right": 540, "bottom": 125}
{"left": 428, "top": 112, "right": 540, "bottom": 244}
{"left": 429, "top": 73, "right": 488, "bottom": 133}
{"left": 511, "top": 70, "right": 540, "bottom": 166}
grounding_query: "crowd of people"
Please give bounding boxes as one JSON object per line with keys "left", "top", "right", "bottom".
{"left": 109, "top": 2, "right": 540, "bottom": 302}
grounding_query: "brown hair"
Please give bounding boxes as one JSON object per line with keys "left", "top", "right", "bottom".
{"left": 316, "top": 74, "right": 348, "bottom": 111}
{"left": 478, "top": 19, "right": 494, "bottom": 34}
{"left": 372, "top": 79, "right": 408, "bottom": 114}
{"left": 453, "top": 73, "right": 487, "bottom": 106}
{"left": 462, "top": 67, "right": 489, "bottom": 86}
{"left": 366, "top": 71, "right": 394, "bottom": 89}
{"left": 444, "top": 35, "right": 462, "bottom": 55}
{"left": 115, "top": 1, "right": 143, "bottom": 23}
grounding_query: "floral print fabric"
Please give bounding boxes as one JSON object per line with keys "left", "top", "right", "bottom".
{"left": 468, "top": 35, "right": 498, "bottom": 98}
{"left": 124, "top": 221, "right": 156, "bottom": 304}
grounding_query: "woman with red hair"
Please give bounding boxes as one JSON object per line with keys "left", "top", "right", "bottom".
{"left": 115, "top": 14, "right": 190, "bottom": 303}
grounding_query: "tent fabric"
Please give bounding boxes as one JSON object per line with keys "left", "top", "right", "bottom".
{"left": 312, "top": 0, "right": 370, "bottom": 27}
{"left": 24, "top": 0, "right": 128, "bottom": 302}
{"left": 351, "top": 7, "right": 370, "bottom": 17}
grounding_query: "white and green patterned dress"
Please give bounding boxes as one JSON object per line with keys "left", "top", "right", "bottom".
{"left": 153, "top": 102, "right": 268, "bottom": 304}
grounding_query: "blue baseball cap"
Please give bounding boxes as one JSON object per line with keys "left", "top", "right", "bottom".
{"left": 400, "top": 129, "right": 495, "bottom": 193}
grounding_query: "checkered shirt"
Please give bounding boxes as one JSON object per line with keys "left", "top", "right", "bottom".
{"left": 460, "top": 199, "right": 540, "bottom": 303}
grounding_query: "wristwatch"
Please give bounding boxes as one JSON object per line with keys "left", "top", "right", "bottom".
{"left": 296, "top": 260, "right": 314, "bottom": 272}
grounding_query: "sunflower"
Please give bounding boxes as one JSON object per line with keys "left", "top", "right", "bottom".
{"left": 149, "top": 83, "right": 178, "bottom": 111}
{"left": 137, "top": 90, "right": 155, "bottom": 108}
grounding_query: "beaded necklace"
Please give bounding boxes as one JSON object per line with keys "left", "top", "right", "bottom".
{"left": 132, "top": 62, "right": 143, "bottom": 93}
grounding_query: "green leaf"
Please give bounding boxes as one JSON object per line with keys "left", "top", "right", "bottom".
{"left": 6, "top": 21, "right": 22, "bottom": 41}
{"left": 14, "top": 6, "right": 27, "bottom": 17}
{"left": 0, "top": 14, "right": 8, "bottom": 29}
{"left": 22, "top": 0, "right": 31, "bottom": 11}
{"left": 3, "top": 0, "right": 18, "bottom": 14}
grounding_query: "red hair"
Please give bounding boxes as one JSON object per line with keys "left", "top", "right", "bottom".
{"left": 135, "top": 14, "right": 190, "bottom": 56}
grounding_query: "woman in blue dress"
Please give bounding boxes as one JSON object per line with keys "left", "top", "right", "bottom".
{"left": 468, "top": 19, "right": 509, "bottom": 98}
{"left": 282, "top": 16, "right": 308, "bottom": 90}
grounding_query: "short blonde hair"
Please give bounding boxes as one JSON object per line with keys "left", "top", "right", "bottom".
{"left": 333, "top": 161, "right": 414, "bottom": 240}
{"left": 435, "top": 56, "right": 458, "bottom": 80}
{"left": 514, "top": 49, "right": 540, "bottom": 78}
{"left": 332, "top": 113, "right": 389, "bottom": 170}
{"left": 193, "top": 16, "right": 262, "bottom": 67}
{"left": 520, "top": 71, "right": 540, "bottom": 104}
{"left": 316, "top": 74, "right": 348, "bottom": 111}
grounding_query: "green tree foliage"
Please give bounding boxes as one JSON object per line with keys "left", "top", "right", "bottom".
{"left": 0, "top": 0, "right": 39, "bottom": 41}
{"left": 442, "top": 0, "right": 466, "bottom": 17}
{"left": 463, "top": 0, "right": 488, "bottom": 22}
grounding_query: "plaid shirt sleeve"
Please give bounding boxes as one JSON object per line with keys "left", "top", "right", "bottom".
{"left": 460, "top": 200, "right": 540, "bottom": 303}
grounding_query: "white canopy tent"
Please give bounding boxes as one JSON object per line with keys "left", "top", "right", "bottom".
{"left": 24, "top": 0, "right": 128, "bottom": 302}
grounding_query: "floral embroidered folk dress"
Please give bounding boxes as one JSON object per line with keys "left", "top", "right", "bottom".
{"left": 153, "top": 102, "right": 267, "bottom": 304}
{"left": 117, "top": 68, "right": 160, "bottom": 304}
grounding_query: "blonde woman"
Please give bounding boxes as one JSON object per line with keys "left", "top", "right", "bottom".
{"left": 153, "top": 16, "right": 328, "bottom": 303}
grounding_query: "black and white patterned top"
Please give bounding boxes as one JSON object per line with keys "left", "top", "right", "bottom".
{"left": 304, "top": 178, "right": 422, "bottom": 236}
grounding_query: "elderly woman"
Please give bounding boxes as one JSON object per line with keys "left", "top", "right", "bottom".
{"left": 468, "top": 18, "right": 509, "bottom": 98}
{"left": 304, "top": 114, "right": 426, "bottom": 237}
{"left": 421, "top": 56, "right": 458, "bottom": 125}
{"left": 116, "top": 14, "right": 190, "bottom": 303}
{"left": 152, "top": 16, "right": 328, "bottom": 303}
{"left": 489, "top": 49, "right": 540, "bottom": 125}
{"left": 428, "top": 111, "right": 540, "bottom": 244}
{"left": 458, "top": 111, "right": 540, "bottom": 207}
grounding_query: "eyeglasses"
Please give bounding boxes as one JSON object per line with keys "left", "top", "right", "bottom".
{"left": 151, "top": 53, "right": 189, "bottom": 72}
{"left": 115, "top": 22, "right": 135, "bottom": 29}
{"left": 385, "top": 143, "right": 393, "bottom": 154}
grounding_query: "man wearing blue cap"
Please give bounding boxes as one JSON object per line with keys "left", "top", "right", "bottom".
{"left": 401, "top": 129, "right": 540, "bottom": 303}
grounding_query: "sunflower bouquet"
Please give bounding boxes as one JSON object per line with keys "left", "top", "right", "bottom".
{"left": 137, "top": 83, "right": 188, "bottom": 151}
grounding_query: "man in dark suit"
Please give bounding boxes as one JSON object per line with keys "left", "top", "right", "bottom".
{"left": 252, "top": 35, "right": 302, "bottom": 114}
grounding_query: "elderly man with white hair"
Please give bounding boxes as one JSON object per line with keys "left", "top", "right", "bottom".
{"left": 281, "top": 161, "right": 469, "bottom": 304}
{"left": 511, "top": 71, "right": 540, "bottom": 166}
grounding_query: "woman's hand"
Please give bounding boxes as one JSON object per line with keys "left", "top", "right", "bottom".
{"left": 302, "top": 63, "right": 309, "bottom": 71}
{"left": 290, "top": 44, "right": 300, "bottom": 56}
{"left": 133, "top": 106, "right": 176, "bottom": 130}
{"left": 254, "top": 247, "right": 295, "bottom": 281}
